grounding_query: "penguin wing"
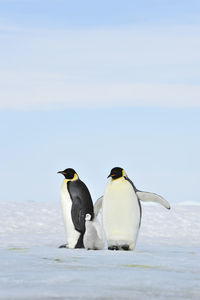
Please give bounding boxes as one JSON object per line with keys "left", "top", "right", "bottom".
{"left": 94, "top": 196, "right": 103, "bottom": 216}
{"left": 136, "top": 191, "right": 170, "bottom": 209}
{"left": 124, "top": 176, "right": 170, "bottom": 210}
{"left": 68, "top": 180, "right": 94, "bottom": 233}
{"left": 71, "top": 197, "right": 86, "bottom": 233}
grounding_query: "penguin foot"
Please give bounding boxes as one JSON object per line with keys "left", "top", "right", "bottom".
{"left": 108, "top": 245, "right": 119, "bottom": 250}
{"left": 120, "top": 244, "right": 130, "bottom": 251}
{"left": 58, "top": 244, "right": 68, "bottom": 248}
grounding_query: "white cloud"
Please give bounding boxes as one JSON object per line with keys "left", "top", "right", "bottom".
{"left": 0, "top": 24, "right": 200, "bottom": 110}
{"left": 0, "top": 71, "right": 200, "bottom": 109}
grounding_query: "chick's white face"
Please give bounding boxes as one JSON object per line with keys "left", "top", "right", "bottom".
{"left": 85, "top": 214, "right": 91, "bottom": 221}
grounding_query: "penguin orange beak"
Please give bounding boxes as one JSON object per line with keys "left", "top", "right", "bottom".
{"left": 107, "top": 174, "right": 115, "bottom": 178}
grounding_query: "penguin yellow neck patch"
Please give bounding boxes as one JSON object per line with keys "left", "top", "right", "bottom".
{"left": 72, "top": 173, "right": 78, "bottom": 181}
{"left": 122, "top": 169, "right": 127, "bottom": 177}
{"left": 112, "top": 177, "right": 121, "bottom": 181}
{"left": 63, "top": 173, "right": 78, "bottom": 183}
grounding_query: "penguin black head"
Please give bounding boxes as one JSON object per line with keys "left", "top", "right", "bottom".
{"left": 57, "top": 168, "right": 78, "bottom": 180}
{"left": 107, "top": 167, "right": 126, "bottom": 180}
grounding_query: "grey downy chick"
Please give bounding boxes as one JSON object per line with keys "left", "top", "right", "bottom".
{"left": 83, "top": 214, "right": 105, "bottom": 250}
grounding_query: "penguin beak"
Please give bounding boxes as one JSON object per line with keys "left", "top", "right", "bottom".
{"left": 107, "top": 174, "right": 114, "bottom": 178}
{"left": 57, "top": 171, "right": 65, "bottom": 175}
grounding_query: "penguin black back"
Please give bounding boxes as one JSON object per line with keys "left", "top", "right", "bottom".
{"left": 58, "top": 168, "right": 94, "bottom": 249}
{"left": 67, "top": 179, "right": 94, "bottom": 235}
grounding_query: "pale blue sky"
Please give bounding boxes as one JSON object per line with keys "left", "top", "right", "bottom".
{"left": 0, "top": 1, "right": 200, "bottom": 204}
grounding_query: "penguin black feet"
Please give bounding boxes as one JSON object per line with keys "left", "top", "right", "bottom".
{"left": 108, "top": 244, "right": 130, "bottom": 251}
{"left": 121, "top": 244, "right": 130, "bottom": 251}
{"left": 58, "top": 244, "right": 68, "bottom": 248}
{"left": 108, "top": 245, "right": 119, "bottom": 250}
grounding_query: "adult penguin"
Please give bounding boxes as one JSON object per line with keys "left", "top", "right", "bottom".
{"left": 94, "top": 167, "right": 170, "bottom": 251}
{"left": 58, "top": 168, "right": 94, "bottom": 249}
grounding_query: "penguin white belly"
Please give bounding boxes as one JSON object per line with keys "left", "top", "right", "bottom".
{"left": 60, "top": 180, "right": 80, "bottom": 248}
{"left": 102, "top": 178, "right": 140, "bottom": 250}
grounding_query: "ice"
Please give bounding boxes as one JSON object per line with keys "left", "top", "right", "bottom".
{"left": 0, "top": 201, "right": 200, "bottom": 299}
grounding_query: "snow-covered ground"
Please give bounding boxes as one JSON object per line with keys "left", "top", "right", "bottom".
{"left": 0, "top": 201, "right": 200, "bottom": 299}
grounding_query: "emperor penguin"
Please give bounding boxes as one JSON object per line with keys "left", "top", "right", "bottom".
{"left": 95, "top": 167, "right": 170, "bottom": 251}
{"left": 83, "top": 214, "right": 105, "bottom": 250}
{"left": 58, "top": 168, "right": 94, "bottom": 249}
{"left": 102, "top": 167, "right": 142, "bottom": 251}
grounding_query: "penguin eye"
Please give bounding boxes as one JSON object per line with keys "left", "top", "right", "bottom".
{"left": 66, "top": 171, "right": 75, "bottom": 179}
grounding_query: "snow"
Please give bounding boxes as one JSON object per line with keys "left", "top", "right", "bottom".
{"left": 0, "top": 201, "right": 200, "bottom": 299}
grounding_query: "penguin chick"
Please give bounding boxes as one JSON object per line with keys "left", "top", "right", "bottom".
{"left": 83, "top": 214, "right": 105, "bottom": 250}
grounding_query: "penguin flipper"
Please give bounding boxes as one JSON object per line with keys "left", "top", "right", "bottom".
{"left": 136, "top": 191, "right": 170, "bottom": 209}
{"left": 71, "top": 197, "right": 86, "bottom": 233}
{"left": 94, "top": 196, "right": 103, "bottom": 216}
{"left": 68, "top": 180, "right": 94, "bottom": 233}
